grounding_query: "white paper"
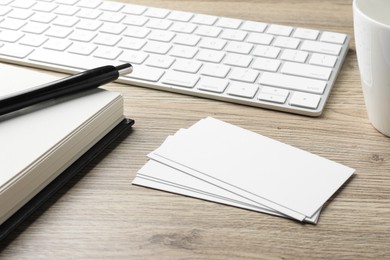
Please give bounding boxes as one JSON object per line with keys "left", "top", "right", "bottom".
{"left": 134, "top": 117, "right": 354, "bottom": 222}
{"left": 133, "top": 160, "right": 320, "bottom": 223}
{"left": 149, "top": 117, "right": 354, "bottom": 219}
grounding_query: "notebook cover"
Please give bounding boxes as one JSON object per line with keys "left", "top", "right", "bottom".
{"left": 0, "top": 118, "right": 134, "bottom": 241}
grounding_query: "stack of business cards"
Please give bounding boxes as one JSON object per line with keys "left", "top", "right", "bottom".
{"left": 133, "top": 117, "right": 355, "bottom": 224}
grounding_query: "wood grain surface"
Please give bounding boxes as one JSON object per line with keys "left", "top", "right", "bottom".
{"left": 1, "top": 0, "right": 390, "bottom": 259}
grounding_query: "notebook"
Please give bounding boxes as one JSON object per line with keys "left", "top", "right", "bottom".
{"left": 0, "top": 63, "right": 131, "bottom": 226}
{"left": 0, "top": 118, "right": 133, "bottom": 241}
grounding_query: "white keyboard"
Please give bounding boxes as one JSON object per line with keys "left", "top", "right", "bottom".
{"left": 0, "top": 0, "right": 350, "bottom": 116}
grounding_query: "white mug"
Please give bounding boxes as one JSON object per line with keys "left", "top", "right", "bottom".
{"left": 353, "top": 0, "right": 390, "bottom": 137}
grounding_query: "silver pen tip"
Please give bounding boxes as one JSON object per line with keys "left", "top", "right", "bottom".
{"left": 116, "top": 63, "right": 133, "bottom": 76}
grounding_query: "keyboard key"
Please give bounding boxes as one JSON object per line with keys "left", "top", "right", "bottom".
{"left": 0, "top": 18, "right": 26, "bottom": 30}
{"left": 197, "top": 77, "right": 229, "bottom": 93}
{"left": 258, "top": 86, "right": 289, "bottom": 104}
{"left": 77, "top": 0, "right": 103, "bottom": 9}
{"left": 320, "top": 31, "right": 346, "bottom": 44}
{"left": 223, "top": 53, "right": 252, "bottom": 68}
{"left": 145, "top": 18, "right": 172, "bottom": 30}
{"left": 292, "top": 28, "right": 319, "bottom": 40}
{"left": 280, "top": 49, "right": 308, "bottom": 63}
{"left": 273, "top": 36, "right": 300, "bottom": 49}
{"left": 125, "top": 65, "right": 164, "bottom": 82}
{"left": 76, "top": 9, "right": 102, "bottom": 19}
{"left": 8, "top": 9, "right": 34, "bottom": 20}
{"left": 117, "top": 37, "right": 146, "bottom": 50}
{"left": 143, "top": 41, "right": 171, "bottom": 54}
{"left": 192, "top": 14, "right": 217, "bottom": 25}
{"left": 45, "top": 26, "right": 73, "bottom": 38}
{"left": 144, "top": 7, "right": 170, "bottom": 19}
{"left": 196, "top": 49, "right": 225, "bottom": 63}
{"left": 240, "top": 21, "right": 267, "bottom": 33}
{"left": 54, "top": 5, "right": 80, "bottom": 16}
{"left": 261, "top": 86, "right": 289, "bottom": 97}
{"left": 267, "top": 24, "right": 293, "bottom": 36}
{"left": 281, "top": 61, "right": 332, "bottom": 80}
{"left": 252, "top": 45, "right": 280, "bottom": 59}
{"left": 32, "top": 2, "right": 58, "bottom": 13}
{"left": 22, "top": 22, "right": 50, "bottom": 34}
{"left": 167, "top": 11, "right": 193, "bottom": 22}
{"left": 69, "top": 29, "right": 96, "bottom": 42}
{"left": 309, "top": 53, "right": 338, "bottom": 68}
{"left": 225, "top": 41, "right": 253, "bottom": 54}
{"left": 98, "top": 12, "right": 121, "bottom": 22}
{"left": 259, "top": 72, "right": 326, "bottom": 94}
{"left": 11, "top": 0, "right": 35, "bottom": 9}
{"left": 195, "top": 25, "right": 222, "bottom": 37}
{"left": 221, "top": 29, "right": 247, "bottom": 41}
{"left": 252, "top": 57, "right": 281, "bottom": 72}
{"left": 246, "top": 32, "right": 273, "bottom": 45}
{"left": 199, "top": 37, "right": 226, "bottom": 50}
{"left": 123, "top": 26, "right": 150, "bottom": 39}
{"left": 53, "top": 16, "right": 79, "bottom": 27}
{"left": 76, "top": 19, "right": 102, "bottom": 31}
{"left": 227, "top": 82, "right": 258, "bottom": 98}
{"left": 100, "top": 13, "right": 124, "bottom": 23}
{"left": 119, "top": 50, "right": 148, "bottom": 64}
{"left": 201, "top": 64, "right": 230, "bottom": 78}
{"left": 43, "top": 38, "right": 72, "bottom": 51}
{"left": 93, "top": 46, "right": 122, "bottom": 60}
{"left": 68, "top": 42, "right": 96, "bottom": 55}
{"left": 161, "top": 71, "right": 199, "bottom": 88}
{"left": 173, "top": 34, "right": 200, "bottom": 46}
{"left": 229, "top": 68, "right": 259, "bottom": 83}
{"left": 289, "top": 92, "right": 321, "bottom": 109}
{"left": 301, "top": 40, "right": 342, "bottom": 56}
{"left": 170, "top": 22, "right": 197, "bottom": 34}
{"left": 99, "top": 23, "right": 126, "bottom": 35}
{"left": 145, "top": 54, "right": 175, "bottom": 69}
{"left": 99, "top": 12, "right": 122, "bottom": 20}
{"left": 148, "top": 30, "right": 175, "bottom": 42}
{"left": 258, "top": 92, "right": 288, "bottom": 104}
{"left": 56, "top": 0, "right": 79, "bottom": 5}
{"left": 0, "top": 44, "right": 33, "bottom": 58}
{"left": 215, "top": 17, "right": 242, "bottom": 29}
{"left": 93, "top": 33, "right": 121, "bottom": 46}
{"left": 121, "top": 4, "right": 147, "bottom": 15}
{"left": 30, "top": 12, "right": 57, "bottom": 23}
{"left": 169, "top": 45, "right": 198, "bottom": 59}
{"left": 99, "top": 1, "right": 124, "bottom": 12}
{"left": 122, "top": 15, "right": 149, "bottom": 27}
{"left": 0, "top": 30, "right": 24, "bottom": 42}
{"left": 19, "top": 34, "right": 47, "bottom": 47}
{"left": 171, "top": 59, "right": 202, "bottom": 73}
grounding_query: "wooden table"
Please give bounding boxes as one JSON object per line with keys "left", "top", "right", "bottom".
{"left": 1, "top": 0, "right": 390, "bottom": 258}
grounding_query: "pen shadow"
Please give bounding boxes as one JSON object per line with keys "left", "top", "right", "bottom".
{"left": 0, "top": 123, "right": 133, "bottom": 250}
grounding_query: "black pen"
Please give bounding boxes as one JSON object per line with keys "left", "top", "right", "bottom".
{"left": 0, "top": 63, "right": 133, "bottom": 116}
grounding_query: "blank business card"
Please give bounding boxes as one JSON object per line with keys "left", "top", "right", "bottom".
{"left": 133, "top": 117, "right": 354, "bottom": 223}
